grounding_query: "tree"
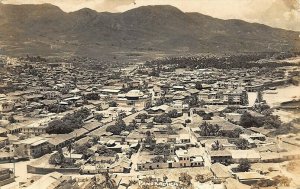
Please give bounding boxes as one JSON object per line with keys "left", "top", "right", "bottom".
{"left": 195, "top": 82, "right": 203, "bottom": 90}
{"left": 108, "top": 101, "right": 118, "bottom": 107}
{"left": 151, "top": 156, "right": 166, "bottom": 163}
{"left": 188, "top": 95, "right": 199, "bottom": 107}
{"left": 97, "top": 146, "right": 116, "bottom": 157}
{"left": 263, "top": 115, "right": 282, "bottom": 129}
{"left": 106, "top": 119, "right": 126, "bottom": 135}
{"left": 272, "top": 175, "right": 291, "bottom": 186}
{"left": 90, "top": 136, "right": 100, "bottom": 145}
{"left": 144, "top": 131, "right": 155, "bottom": 149}
{"left": 179, "top": 173, "right": 192, "bottom": 186}
{"left": 49, "top": 149, "right": 65, "bottom": 165}
{"left": 153, "top": 143, "right": 170, "bottom": 156}
{"left": 237, "top": 159, "right": 251, "bottom": 172}
{"left": 199, "top": 99, "right": 206, "bottom": 107}
{"left": 235, "top": 138, "right": 250, "bottom": 150}
{"left": 167, "top": 109, "right": 180, "bottom": 118}
{"left": 46, "top": 120, "right": 73, "bottom": 134}
{"left": 94, "top": 114, "right": 104, "bottom": 121}
{"left": 166, "top": 125, "right": 177, "bottom": 135}
{"left": 8, "top": 115, "right": 16, "bottom": 123}
{"left": 255, "top": 90, "right": 264, "bottom": 104}
{"left": 92, "top": 172, "right": 117, "bottom": 189}
{"left": 146, "top": 122, "right": 154, "bottom": 129}
{"left": 73, "top": 142, "right": 94, "bottom": 159}
{"left": 202, "top": 113, "right": 213, "bottom": 120}
{"left": 240, "top": 112, "right": 263, "bottom": 128}
{"left": 85, "top": 93, "right": 100, "bottom": 100}
{"left": 211, "top": 140, "right": 223, "bottom": 151}
{"left": 195, "top": 174, "right": 210, "bottom": 183}
{"left": 241, "top": 91, "right": 249, "bottom": 105}
{"left": 46, "top": 108, "right": 91, "bottom": 134}
{"left": 153, "top": 114, "right": 172, "bottom": 123}
{"left": 225, "top": 128, "right": 243, "bottom": 138}
{"left": 199, "top": 122, "right": 220, "bottom": 136}
{"left": 136, "top": 113, "right": 149, "bottom": 120}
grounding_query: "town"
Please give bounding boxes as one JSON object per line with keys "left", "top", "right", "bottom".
{"left": 0, "top": 54, "right": 299, "bottom": 189}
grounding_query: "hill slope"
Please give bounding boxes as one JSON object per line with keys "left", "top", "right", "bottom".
{"left": 0, "top": 4, "right": 299, "bottom": 58}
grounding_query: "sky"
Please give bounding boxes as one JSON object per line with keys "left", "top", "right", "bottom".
{"left": 1, "top": 0, "right": 300, "bottom": 31}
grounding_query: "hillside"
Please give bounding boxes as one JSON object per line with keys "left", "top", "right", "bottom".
{"left": 0, "top": 3, "right": 299, "bottom": 58}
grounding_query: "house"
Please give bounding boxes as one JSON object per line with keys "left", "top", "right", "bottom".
{"left": 116, "top": 90, "right": 151, "bottom": 108}
{"left": 210, "top": 150, "right": 232, "bottom": 164}
{"left": 26, "top": 172, "right": 73, "bottom": 189}
{"left": 47, "top": 134, "right": 73, "bottom": 150}
{"left": 175, "top": 148, "right": 204, "bottom": 167}
{"left": 137, "top": 148, "right": 204, "bottom": 171}
{"left": 0, "top": 101, "right": 14, "bottom": 112}
{"left": 0, "top": 152, "right": 13, "bottom": 163}
{"left": 210, "top": 163, "right": 233, "bottom": 183}
{"left": 148, "top": 105, "right": 170, "bottom": 114}
{"left": 230, "top": 150, "right": 261, "bottom": 163}
{"left": 0, "top": 137, "right": 8, "bottom": 148}
{"left": 0, "top": 168, "right": 15, "bottom": 187}
{"left": 13, "top": 137, "right": 49, "bottom": 158}
{"left": 235, "top": 172, "right": 267, "bottom": 185}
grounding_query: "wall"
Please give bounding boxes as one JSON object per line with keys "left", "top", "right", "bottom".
{"left": 27, "top": 165, "right": 79, "bottom": 174}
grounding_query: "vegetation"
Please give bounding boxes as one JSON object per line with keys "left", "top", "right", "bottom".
{"left": 179, "top": 173, "right": 192, "bottom": 186}
{"left": 199, "top": 122, "right": 220, "bottom": 136}
{"left": 195, "top": 174, "right": 211, "bottom": 183}
{"left": 96, "top": 146, "right": 117, "bottom": 157}
{"left": 251, "top": 175, "right": 291, "bottom": 188}
{"left": 195, "top": 110, "right": 213, "bottom": 120}
{"left": 146, "top": 122, "right": 154, "bottom": 129}
{"left": 108, "top": 101, "right": 118, "bottom": 107}
{"left": 184, "top": 95, "right": 199, "bottom": 107}
{"left": 145, "top": 53, "right": 296, "bottom": 70}
{"left": 106, "top": 119, "right": 126, "bottom": 135}
{"left": 167, "top": 109, "right": 181, "bottom": 118}
{"left": 153, "top": 114, "right": 172, "bottom": 123}
{"left": 73, "top": 142, "right": 94, "bottom": 160}
{"left": 8, "top": 115, "right": 17, "bottom": 123}
{"left": 240, "top": 111, "right": 284, "bottom": 131}
{"left": 85, "top": 93, "right": 100, "bottom": 100}
{"left": 46, "top": 108, "right": 91, "bottom": 134}
{"left": 49, "top": 149, "right": 65, "bottom": 165}
{"left": 91, "top": 172, "right": 117, "bottom": 189}
{"left": 240, "top": 112, "right": 264, "bottom": 128}
{"left": 48, "top": 104, "right": 67, "bottom": 113}
{"left": 94, "top": 114, "right": 104, "bottom": 121}
{"left": 151, "top": 155, "right": 167, "bottom": 163}
{"left": 237, "top": 159, "right": 251, "bottom": 172}
{"left": 234, "top": 138, "right": 250, "bottom": 150}
{"left": 144, "top": 131, "right": 156, "bottom": 150}
{"left": 153, "top": 143, "right": 171, "bottom": 156}
{"left": 136, "top": 113, "right": 150, "bottom": 121}
{"left": 211, "top": 140, "right": 224, "bottom": 151}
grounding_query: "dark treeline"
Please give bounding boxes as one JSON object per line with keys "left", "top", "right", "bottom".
{"left": 145, "top": 52, "right": 300, "bottom": 69}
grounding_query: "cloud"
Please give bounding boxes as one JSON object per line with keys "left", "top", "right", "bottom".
{"left": 1, "top": 0, "right": 300, "bottom": 31}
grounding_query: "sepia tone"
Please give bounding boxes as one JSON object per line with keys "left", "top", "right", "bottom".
{"left": 0, "top": 0, "right": 299, "bottom": 189}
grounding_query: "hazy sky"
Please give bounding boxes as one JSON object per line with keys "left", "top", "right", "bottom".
{"left": 1, "top": 0, "right": 300, "bottom": 31}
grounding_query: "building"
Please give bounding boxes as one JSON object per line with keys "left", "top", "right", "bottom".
{"left": 0, "top": 168, "right": 15, "bottom": 187}
{"left": 230, "top": 150, "right": 261, "bottom": 163}
{"left": 13, "top": 137, "right": 49, "bottom": 158}
{"left": 210, "top": 150, "right": 232, "bottom": 164}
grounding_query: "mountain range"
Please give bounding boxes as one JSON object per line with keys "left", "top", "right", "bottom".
{"left": 0, "top": 3, "right": 299, "bottom": 58}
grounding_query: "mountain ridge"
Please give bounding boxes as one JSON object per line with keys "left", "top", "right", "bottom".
{"left": 0, "top": 3, "right": 299, "bottom": 58}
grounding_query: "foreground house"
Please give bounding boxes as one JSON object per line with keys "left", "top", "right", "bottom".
{"left": 137, "top": 148, "right": 204, "bottom": 171}
{"left": 13, "top": 137, "right": 49, "bottom": 158}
